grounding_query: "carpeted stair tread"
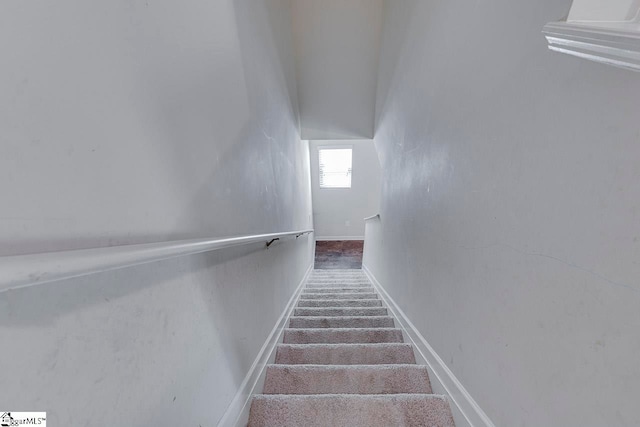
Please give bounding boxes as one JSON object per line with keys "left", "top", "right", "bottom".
{"left": 283, "top": 328, "right": 403, "bottom": 344}
{"left": 311, "top": 270, "right": 366, "bottom": 274}
{"left": 294, "top": 307, "right": 388, "bottom": 317}
{"left": 263, "top": 364, "right": 432, "bottom": 394}
{"left": 305, "top": 282, "right": 372, "bottom": 289}
{"left": 247, "top": 394, "right": 455, "bottom": 427}
{"left": 297, "top": 299, "right": 382, "bottom": 307}
{"left": 298, "top": 299, "right": 382, "bottom": 308}
{"left": 247, "top": 270, "right": 454, "bottom": 426}
{"left": 302, "top": 287, "right": 375, "bottom": 293}
{"left": 289, "top": 316, "right": 395, "bottom": 328}
{"left": 275, "top": 343, "right": 416, "bottom": 365}
{"left": 306, "top": 280, "right": 372, "bottom": 284}
{"left": 300, "top": 292, "right": 379, "bottom": 300}
{"left": 309, "top": 276, "right": 368, "bottom": 280}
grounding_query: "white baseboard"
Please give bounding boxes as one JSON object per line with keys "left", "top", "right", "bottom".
{"left": 216, "top": 263, "right": 313, "bottom": 427}
{"left": 315, "top": 236, "right": 364, "bottom": 241}
{"left": 362, "top": 264, "right": 496, "bottom": 427}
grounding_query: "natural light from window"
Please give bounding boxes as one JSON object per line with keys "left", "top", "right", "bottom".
{"left": 319, "top": 148, "right": 352, "bottom": 188}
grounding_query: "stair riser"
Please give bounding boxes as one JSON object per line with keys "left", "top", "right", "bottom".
{"left": 248, "top": 395, "right": 455, "bottom": 427}
{"left": 297, "top": 299, "right": 382, "bottom": 307}
{"left": 263, "top": 365, "right": 432, "bottom": 394}
{"left": 283, "top": 328, "right": 403, "bottom": 344}
{"left": 289, "top": 316, "right": 395, "bottom": 329}
{"left": 294, "top": 308, "right": 388, "bottom": 317}
{"left": 300, "top": 293, "right": 378, "bottom": 300}
{"left": 275, "top": 344, "right": 416, "bottom": 365}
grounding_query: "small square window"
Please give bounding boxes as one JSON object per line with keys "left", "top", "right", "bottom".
{"left": 319, "top": 148, "right": 352, "bottom": 188}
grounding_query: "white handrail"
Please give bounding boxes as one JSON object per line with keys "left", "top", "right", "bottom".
{"left": 364, "top": 214, "right": 380, "bottom": 221}
{"left": 0, "top": 229, "right": 313, "bottom": 293}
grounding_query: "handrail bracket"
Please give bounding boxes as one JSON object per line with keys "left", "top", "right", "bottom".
{"left": 266, "top": 238, "right": 280, "bottom": 248}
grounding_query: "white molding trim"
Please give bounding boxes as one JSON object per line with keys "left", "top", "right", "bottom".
{"left": 362, "top": 264, "right": 497, "bottom": 427}
{"left": 0, "top": 229, "right": 313, "bottom": 293}
{"left": 543, "top": 21, "right": 640, "bottom": 72}
{"left": 216, "top": 263, "right": 313, "bottom": 427}
{"left": 315, "top": 236, "right": 364, "bottom": 241}
{"left": 364, "top": 213, "right": 380, "bottom": 221}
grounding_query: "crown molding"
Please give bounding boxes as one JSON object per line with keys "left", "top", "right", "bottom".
{"left": 543, "top": 21, "right": 640, "bottom": 72}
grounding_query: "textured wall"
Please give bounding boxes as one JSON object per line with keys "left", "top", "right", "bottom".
{"left": 365, "top": 1, "right": 640, "bottom": 426}
{"left": 0, "top": 1, "right": 313, "bottom": 425}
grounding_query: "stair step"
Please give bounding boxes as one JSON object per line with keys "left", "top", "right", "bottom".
{"left": 311, "top": 269, "right": 364, "bottom": 274}
{"left": 300, "top": 292, "right": 378, "bottom": 300}
{"left": 302, "top": 287, "right": 374, "bottom": 293}
{"left": 306, "top": 280, "right": 371, "bottom": 288}
{"left": 297, "top": 299, "right": 382, "bottom": 308}
{"left": 263, "top": 365, "right": 432, "bottom": 394}
{"left": 307, "top": 279, "right": 371, "bottom": 284}
{"left": 308, "top": 276, "right": 368, "bottom": 279}
{"left": 289, "top": 316, "right": 395, "bottom": 329}
{"left": 294, "top": 307, "right": 388, "bottom": 317}
{"left": 283, "top": 328, "right": 403, "bottom": 344}
{"left": 275, "top": 343, "right": 416, "bottom": 365}
{"left": 248, "top": 394, "right": 455, "bottom": 427}
{"left": 309, "top": 276, "right": 368, "bottom": 280}
{"left": 247, "top": 269, "right": 450, "bottom": 425}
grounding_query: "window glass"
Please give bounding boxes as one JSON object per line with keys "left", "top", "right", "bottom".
{"left": 319, "top": 148, "right": 352, "bottom": 188}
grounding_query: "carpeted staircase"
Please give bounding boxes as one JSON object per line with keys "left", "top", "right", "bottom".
{"left": 247, "top": 269, "right": 456, "bottom": 427}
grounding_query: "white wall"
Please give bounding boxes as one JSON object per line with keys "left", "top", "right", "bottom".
{"left": 310, "top": 140, "right": 381, "bottom": 240}
{"left": 567, "top": 0, "right": 640, "bottom": 21}
{"left": 292, "top": 0, "right": 383, "bottom": 140}
{"left": 365, "top": 1, "right": 640, "bottom": 426}
{"left": 0, "top": 1, "right": 313, "bottom": 425}
{"left": 0, "top": 0, "right": 306, "bottom": 255}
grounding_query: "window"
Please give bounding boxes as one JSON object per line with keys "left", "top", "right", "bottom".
{"left": 319, "top": 148, "right": 352, "bottom": 188}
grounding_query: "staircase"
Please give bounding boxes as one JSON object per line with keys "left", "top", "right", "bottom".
{"left": 247, "top": 269, "right": 456, "bottom": 427}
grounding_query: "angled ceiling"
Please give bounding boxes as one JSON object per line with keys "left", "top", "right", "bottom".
{"left": 292, "top": 0, "right": 383, "bottom": 140}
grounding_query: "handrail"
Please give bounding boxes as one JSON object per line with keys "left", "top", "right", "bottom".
{"left": 0, "top": 229, "right": 314, "bottom": 293}
{"left": 364, "top": 214, "right": 380, "bottom": 221}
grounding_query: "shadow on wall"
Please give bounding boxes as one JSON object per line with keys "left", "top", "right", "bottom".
{"left": 0, "top": 235, "right": 312, "bottom": 426}
{"left": 0, "top": 242, "right": 265, "bottom": 327}
{"left": 374, "top": 0, "right": 417, "bottom": 136}
{"left": 165, "top": 0, "right": 306, "bottom": 240}
{"left": 1, "top": 0, "right": 305, "bottom": 257}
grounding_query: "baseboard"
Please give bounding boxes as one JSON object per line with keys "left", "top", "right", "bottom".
{"left": 362, "top": 264, "right": 496, "bottom": 427}
{"left": 216, "top": 263, "right": 313, "bottom": 427}
{"left": 315, "top": 236, "right": 364, "bottom": 241}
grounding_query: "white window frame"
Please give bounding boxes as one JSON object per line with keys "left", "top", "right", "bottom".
{"left": 318, "top": 146, "right": 353, "bottom": 189}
